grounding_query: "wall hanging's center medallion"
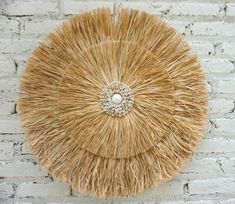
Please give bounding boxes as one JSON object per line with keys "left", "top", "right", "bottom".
{"left": 100, "top": 81, "right": 134, "bottom": 116}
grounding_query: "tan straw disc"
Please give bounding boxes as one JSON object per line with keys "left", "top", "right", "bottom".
{"left": 18, "top": 8, "right": 208, "bottom": 198}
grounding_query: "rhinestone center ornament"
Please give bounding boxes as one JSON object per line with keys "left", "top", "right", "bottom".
{"left": 100, "top": 81, "right": 134, "bottom": 116}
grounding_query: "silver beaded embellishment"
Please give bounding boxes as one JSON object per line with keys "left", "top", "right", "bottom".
{"left": 100, "top": 81, "right": 134, "bottom": 117}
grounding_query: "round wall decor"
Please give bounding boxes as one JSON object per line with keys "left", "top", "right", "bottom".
{"left": 18, "top": 8, "right": 208, "bottom": 198}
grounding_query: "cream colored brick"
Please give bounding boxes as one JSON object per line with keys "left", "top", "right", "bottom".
{"left": 201, "top": 59, "right": 234, "bottom": 74}
{"left": 197, "top": 138, "right": 235, "bottom": 153}
{"left": 0, "top": 183, "right": 14, "bottom": 198}
{"left": 209, "top": 99, "right": 234, "bottom": 114}
{"left": 17, "top": 182, "right": 70, "bottom": 197}
{"left": 0, "top": 119, "right": 22, "bottom": 134}
{"left": 0, "top": 161, "right": 47, "bottom": 177}
{"left": 217, "top": 79, "right": 235, "bottom": 94}
{"left": 189, "top": 178, "right": 235, "bottom": 194}
{"left": 227, "top": 3, "right": 235, "bottom": 16}
{"left": 0, "top": 142, "right": 14, "bottom": 160}
{"left": 63, "top": 1, "right": 114, "bottom": 15}
{"left": 2, "top": 0, "right": 58, "bottom": 16}
{"left": 191, "top": 22, "right": 235, "bottom": 36}
{"left": 189, "top": 41, "right": 214, "bottom": 55}
{"left": 23, "top": 19, "right": 64, "bottom": 35}
{"left": 0, "top": 60, "right": 15, "bottom": 77}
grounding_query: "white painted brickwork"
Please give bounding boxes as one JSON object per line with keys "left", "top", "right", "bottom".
{"left": 0, "top": 0, "right": 235, "bottom": 203}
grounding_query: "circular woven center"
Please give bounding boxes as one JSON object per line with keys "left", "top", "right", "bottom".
{"left": 100, "top": 81, "right": 134, "bottom": 116}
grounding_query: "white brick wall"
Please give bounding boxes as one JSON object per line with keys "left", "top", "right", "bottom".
{"left": 0, "top": 0, "right": 235, "bottom": 203}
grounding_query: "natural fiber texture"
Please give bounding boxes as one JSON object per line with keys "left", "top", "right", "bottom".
{"left": 18, "top": 8, "right": 208, "bottom": 198}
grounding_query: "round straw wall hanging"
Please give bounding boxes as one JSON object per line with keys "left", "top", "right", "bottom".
{"left": 18, "top": 8, "right": 208, "bottom": 198}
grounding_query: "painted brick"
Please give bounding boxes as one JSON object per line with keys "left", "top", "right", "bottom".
{"left": 182, "top": 158, "right": 220, "bottom": 174}
{"left": 220, "top": 159, "right": 235, "bottom": 176}
{"left": 0, "top": 39, "right": 11, "bottom": 53}
{"left": 0, "top": 17, "right": 19, "bottom": 33}
{"left": 165, "top": 3, "right": 222, "bottom": 16}
{"left": 222, "top": 41, "right": 235, "bottom": 57}
{"left": 117, "top": 2, "right": 160, "bottom": 15}
{"left": 0, "top": 78, "right": 19, "bottom": 97}
{"left": 12, "top": 40, "right": 39, "bottom": 54}
{"left": 2, "top": 0, "right": 58, "bottom": 16}
{"left": 227, "top": 3, "right": 235, "bottom": 16}
{"left": 191, "top": 22, "right": 235, "bottom": 36}
{"left": 189, "top": 178, "right": 235, "bottom": 194}
{"left": 0, "top": 93, "right": 18, "bottom": 104}
{"left": 0, "top": 39, "right": 39, "bottom": 54}
{"left": 209, "top": 99, "right": 234, "bottom": 114}
{"left": 217, "top": 79, "right": 235, "bottom": 94}
{"left": 167, "top": 20, "right": 189, "bottom": 33}
{"left": 120, "top": 2, "right": 222, "bottom": 16}
{"left": 0, "top": 102, "right": 16, "bottom": 115}
{"left": 0, "top": 60, "right": 15, "bottom": 77}
{"left": 0, "top": 119, "right": 22, "bottom": 134}
{"left": 201, "top": 59, "right": 234, "bottom": 74}
{"left": 0, "top": 142, "right": 14, "bottom": 160}
{"left": 189, "top": 41, "right": 214, "bottom": 55}
{"left": 63, "top": 1, "right": 114, "bottom": 15}
{"left": 220, "top": 199, "right": 235, "bottom": 204}
{"left": 206, "top": 82, "right": 212, "bottom": 94}
{"left": 23, "top": 19, "right": 64, "bottom": 35}
{"left": 0, "top": 134, "right": 25, "bottom": 142}
{"left": 15, "top": 57, "right": 26, "bottom": 77}
{"left": 197, "top": 138, "right": 235, "bottom": 153}
{"left": 0, "top": 77, "right": 19, "bottom": 91}
{"left": 17, "top": 182, "right": 70, "bottom": 197}
{"left": 0, "top": 161, "right": 47, "bottom": 177}
{"left": 0, "top": 183, "right": 14, "bottom": 198}
{"left": 136, "top": 181, "right": 185, "bottom": 197}
{"left": 162, "top": 201, "right": 214, "bottom": 204}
